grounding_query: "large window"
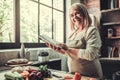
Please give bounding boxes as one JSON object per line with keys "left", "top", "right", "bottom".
{"left": 0, "top": 0, "right": 66, "bottom": 49}
{"left": 0, "top": 0, "right": 14, "bottom": 42}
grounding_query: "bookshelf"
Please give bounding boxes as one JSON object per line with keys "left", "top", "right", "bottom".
{"left": 100, "top": 8, "right": 120, "bottom": 58}
{"left": 98, "top": 0, "right": 120, "bottom": 79}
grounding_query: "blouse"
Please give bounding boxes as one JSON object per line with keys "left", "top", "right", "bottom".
{"left": 66, "top": 26, "right": 103, "bottom": 79}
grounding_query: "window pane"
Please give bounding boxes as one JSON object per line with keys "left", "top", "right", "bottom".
{"left": 20, "top": 0, "right": 38, "bottom": 43}
{"left": 0, "top": 0, "right": 14, "bottom": 42}
{"left": 53, "top": 10, "right": 63, "bottom": 43}
{"left": 40, "top": 0, "right": 52, "bottom": 7}
{"left": 40, "top": 5, "right": 52, "bottom": 38}
{"left": 32, "top": 0, "right": 38, "bottom": 1}
{"left": 53, "top": 0, "right": 63, "bottom": 11}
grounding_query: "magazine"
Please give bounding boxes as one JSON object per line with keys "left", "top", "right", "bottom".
{"left": 39, "top": 34, "right": 61, "bottom": 49}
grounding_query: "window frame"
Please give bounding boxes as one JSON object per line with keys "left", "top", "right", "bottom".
{"left": 0, "top": 0, "right": 66, "bottom": 49}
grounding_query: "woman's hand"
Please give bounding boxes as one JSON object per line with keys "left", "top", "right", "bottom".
{"left": 46, "top": 43, "right": 68, "bottom": 54}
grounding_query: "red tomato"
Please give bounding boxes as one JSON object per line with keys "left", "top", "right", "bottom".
{"left": 73, "top": 72, "right": 81, "bottom": 80}
{"left": 21, "top": 70, "right": 30, "bottom": 78}
{"left": 64, "top": 75, "right": 73, "bottom": 79}
{"left": 89, "top": 78, "right": 97, "bottom": 80}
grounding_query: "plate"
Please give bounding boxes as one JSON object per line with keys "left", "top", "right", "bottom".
{"left": 5, "top": 61, "right": 32, "bottom": 67}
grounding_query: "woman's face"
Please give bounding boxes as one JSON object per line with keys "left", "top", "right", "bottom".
{"left": 70, "top": 8, "right": 83, "bottom": 27}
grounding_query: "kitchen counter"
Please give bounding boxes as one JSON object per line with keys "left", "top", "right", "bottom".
{"left": 31, "top": 58, "right": 61, "bottom": 65}
{"left": 31, "top": 58, "right": 61, "bottom": 70}
{"left": 0, "top": 58, "right": 61, "bottom": 71}
{"left": 0, "top": 58, "right": 99, "bottom": 80}
{"left": 0, "top": 66, "right": 12, "bottom": 71}
{"left": 0, "top": 69, "right": 98, "bottom": 80}
{"left": 0, "top": 70, "right": 10, "bottom": 80}
{"left": 47, "top": 69, "right": 97, "bottom": 80}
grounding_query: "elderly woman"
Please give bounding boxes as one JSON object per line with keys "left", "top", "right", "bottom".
{"left": 46, "top": 3, "right": 103, "bottom": 79}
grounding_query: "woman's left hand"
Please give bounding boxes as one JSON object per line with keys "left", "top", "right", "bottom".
{"left": 46, "top": 43, "right": 68, "bottom": 54}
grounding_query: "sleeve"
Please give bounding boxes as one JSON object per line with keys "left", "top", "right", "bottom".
{"left": 78, "top": 27, "right": 102, "bottom": 60}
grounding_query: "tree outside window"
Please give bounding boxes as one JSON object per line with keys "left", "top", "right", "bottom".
{"left": 0, "top": 0, "right": 14, "bottom": 42}
{"left": 0, "top": 0, "right": 65, "bottom": 49}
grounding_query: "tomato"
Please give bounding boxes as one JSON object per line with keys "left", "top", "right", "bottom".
{"left": 64, "top": 75, "right": 73, "bottom": 79}
{"left": 89, "top": 78, "right": 97, "bottom": 80}
{"left": 28, "top": 67, "right": 37, "bottom": 73}
{"left": 21, "top": 70, "right": 30, "bottom": 78}
{"left": 73, "top": 72, "right": 81, "bottom": 80}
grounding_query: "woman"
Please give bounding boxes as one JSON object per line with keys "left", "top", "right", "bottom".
{"left": 46, "top": 3, "right": 103, "bottom": 79}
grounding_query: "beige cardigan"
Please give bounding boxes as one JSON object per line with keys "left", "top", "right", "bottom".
{"left": 66, "top": 26, "right": 103, "bottom": 79}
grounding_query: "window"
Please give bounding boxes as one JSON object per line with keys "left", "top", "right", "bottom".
{"left": 0, "top": 0, "right": 14, "bottom": 42}
{"left": 0, "top": 0, "right": 66, "bottom": 49}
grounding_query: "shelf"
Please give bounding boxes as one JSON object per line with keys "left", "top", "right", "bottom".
{"left": 107, "top": 36, "right": 120, "bottom": 39}
{"left": 101, "top": 8, "right": 120, "bottom": 13}
{"left": 100, "top": 57, "right": 120, "bottom": 61}
{"left": 101, "top": 8, "right": 120, "bottom": 23}
{"left": 102, "top": 22, "right": 120, "bottom": 26}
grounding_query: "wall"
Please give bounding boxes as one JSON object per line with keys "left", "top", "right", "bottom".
{"left": 80, "top": 0, "right": 101, "bottom": 30}
{"left": 0, "top": 50, "right": 19, "bottom": 66}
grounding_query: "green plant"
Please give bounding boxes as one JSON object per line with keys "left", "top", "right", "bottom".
{"left": 0, "top": 1, "right": 11, "bottom": 42}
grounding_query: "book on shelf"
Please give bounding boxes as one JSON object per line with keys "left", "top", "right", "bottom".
{"left": 108, "top": 47, "right": 112, "bottom": 58}
{"left": 108, "top": 47, "right": 120, "bottom": 58}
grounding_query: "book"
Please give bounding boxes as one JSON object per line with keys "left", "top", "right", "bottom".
{"left": 108, "top": 47, "right": 112, "bottom": 58}
{"left": 39, "top": 34, "right": 61, "bottom": 49}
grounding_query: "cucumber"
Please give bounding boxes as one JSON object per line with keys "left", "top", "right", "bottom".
{"left": 4, "top": 72, "right": 24, "bottom": 80}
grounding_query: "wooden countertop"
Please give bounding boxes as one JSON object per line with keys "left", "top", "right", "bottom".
{"left": 47, "top": 69, "right": 92, "bottom": 80}
{"left": 0, "top": 69, "right": 98, "bottom": 80}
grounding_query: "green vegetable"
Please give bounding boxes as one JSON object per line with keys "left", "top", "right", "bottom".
{"left": 43, "top": 65, "right": 48, "bottom": 71}
{"left": 4, "top": 72, "right": 24, "bottom": 80}
{"left": 39, "top": 65, "right": 48, "bottom": 71}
